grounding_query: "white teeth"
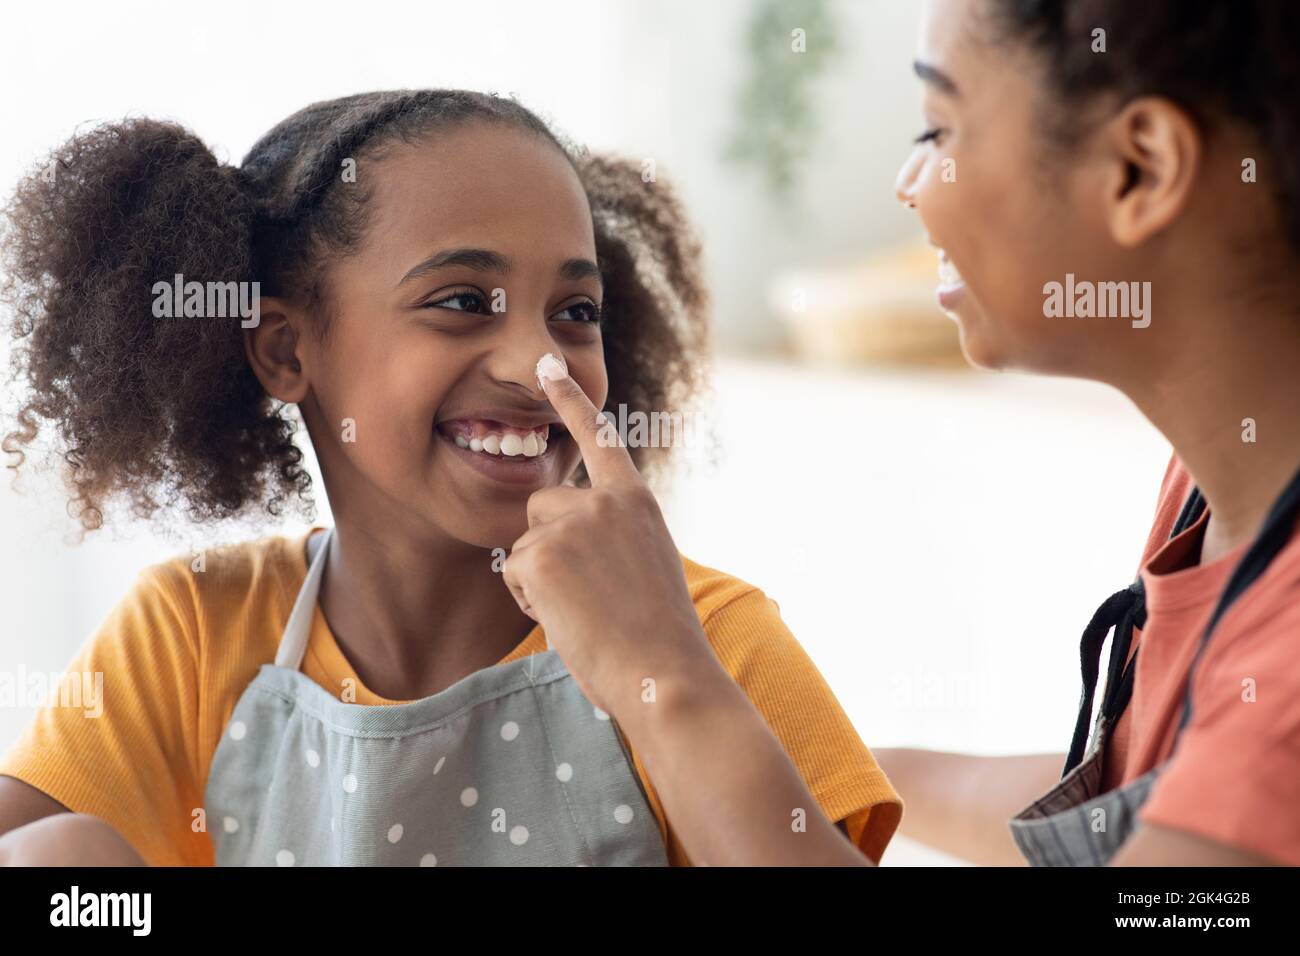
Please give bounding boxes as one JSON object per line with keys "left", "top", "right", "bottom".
{"left": 937, "top": 254, "right": 963, "bottom": 286}
{"left": 452, "top": 427, "right": 550, "bottom": 458}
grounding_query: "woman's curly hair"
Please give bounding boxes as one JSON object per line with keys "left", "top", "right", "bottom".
{"left": 1, "top": 91, "right": 709, "bottom": 531}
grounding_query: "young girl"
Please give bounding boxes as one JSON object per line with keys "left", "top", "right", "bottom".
{"left": 0, "top": 90, "right": 901, "bottom": 866}
{"left": 511, "top": 0, "right": 1300, "bottom": 866}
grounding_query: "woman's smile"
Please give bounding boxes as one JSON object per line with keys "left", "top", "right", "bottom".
{"left": 933, "top": 245, "right": 967, "bottom": 313}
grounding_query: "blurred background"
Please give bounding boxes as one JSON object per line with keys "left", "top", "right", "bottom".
{"left": 0, "top": 0, "right": 1171, "bottom": 864}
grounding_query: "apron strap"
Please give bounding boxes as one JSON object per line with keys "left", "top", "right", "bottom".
{"left": 1062, "top": 487, "right": 1207, "bottom": 777}
{"left": 1063, "top": 582, "right": 1143, "bottom": 775}
{"left": 275, "top": 526, "right": 334, "bottom": 671}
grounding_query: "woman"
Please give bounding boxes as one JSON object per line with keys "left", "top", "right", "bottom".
{"left": 509, "top": 0, "right": 1300, "bottom": 865}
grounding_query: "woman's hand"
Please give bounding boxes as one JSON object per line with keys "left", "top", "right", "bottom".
{"left": 502, "top": 354, "right": 725, "bottom": 720}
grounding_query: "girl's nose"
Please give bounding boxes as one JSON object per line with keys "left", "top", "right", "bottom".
{"left": 895, "top": 148, "right": 923, "bottom": 208}
{"left": 486, "top": 319, "right": 558, "bottom": 399}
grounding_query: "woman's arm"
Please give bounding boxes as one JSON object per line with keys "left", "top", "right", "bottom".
{"left": 873, "top": 749, "right": 1064, "bottom": 865}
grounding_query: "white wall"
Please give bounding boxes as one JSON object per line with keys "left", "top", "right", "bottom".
{"left": 600, "top": 0, "right": 927, "bottom": 349}
{"left": 661, "top": 360, "right": 1171, "bottom": 756}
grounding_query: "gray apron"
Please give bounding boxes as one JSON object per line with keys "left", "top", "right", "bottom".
{"left": 1011, "top": 467, "right": 1300, "bottom": 865}
{"left": 203, "top": 527, "right": 669, "bottom": 866}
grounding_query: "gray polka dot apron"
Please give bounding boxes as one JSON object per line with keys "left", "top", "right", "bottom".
{"left": 203, "top": 527, "right": 669, "bottom": 866}
{"left": 1010, "top": 467, "right": 1300, "bottom": 865}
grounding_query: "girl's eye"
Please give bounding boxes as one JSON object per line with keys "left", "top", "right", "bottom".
{"left": 552, "top": 301, "right": 602, "bottom": 324}
{"left": 424, "top": 289, "right": 489, "bottom": 314}
{"left": 913, "top": 128, "right": 944, "bottom": 145}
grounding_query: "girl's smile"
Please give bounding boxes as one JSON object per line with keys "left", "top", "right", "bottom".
{"left": 435, "top": 412, "right": 572, "bottom": 488}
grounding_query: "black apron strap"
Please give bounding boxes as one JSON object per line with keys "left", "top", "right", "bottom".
{"left": 1063, "top": 582, "right": 1144, "bottom": 774}
{"left": 1062, "top": 486, "right": 1208, "bottom": 777}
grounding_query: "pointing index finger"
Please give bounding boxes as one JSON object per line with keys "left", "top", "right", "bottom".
{"left": 536, "top": 352, "right": 638, "bottom": 486}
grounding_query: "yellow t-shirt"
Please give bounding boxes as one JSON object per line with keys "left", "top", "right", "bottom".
{"left": 0, "top": 529, "right": 901, "bottom": 865}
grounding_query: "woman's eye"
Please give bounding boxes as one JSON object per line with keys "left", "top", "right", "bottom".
{"left": 553, "top": 301, "right": 602, "bottom": 324}
{"left": 913, "top": 128, "right": 944, "bottom": 146}
{"left": 425, "top": 290, "right": 488, "bottom": 313}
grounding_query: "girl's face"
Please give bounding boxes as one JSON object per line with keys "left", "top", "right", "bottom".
{"left": 895, "top": 0, "right": 1144, "bottom": 377}
{"left": 298, "top": 122, "right": 607, "bottom": 550}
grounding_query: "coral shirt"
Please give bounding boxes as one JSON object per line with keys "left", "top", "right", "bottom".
{"left": 1100, "top": 456, "right": 1300, "bottom": 863}
{"left": 1, "top": 529, "right": 901, "bottom": 866}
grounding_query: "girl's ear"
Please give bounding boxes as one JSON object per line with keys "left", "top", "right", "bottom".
{"left": 244, "top": 296, "right": 311, "bottom": 403}
{"left": 1100, "top": 96, "right": 1202, "bottom": 248}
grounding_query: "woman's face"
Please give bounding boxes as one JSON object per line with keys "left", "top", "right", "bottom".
{"left": 298, "top": 121, "right": 607, "bottom": 551}
{"left": 895, "top": 0, "right": 1140, "bottom": 377}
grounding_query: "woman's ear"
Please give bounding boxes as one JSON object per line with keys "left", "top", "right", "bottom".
{"left": 244, "top": 296, "right": 311, "bottom": 403}
{"left": 1101, "top": 96, "right": 1202, "bottom": 247}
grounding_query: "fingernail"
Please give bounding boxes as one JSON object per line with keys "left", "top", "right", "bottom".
{"left": 536, "top": 352, "right": 567, "bottom": 389}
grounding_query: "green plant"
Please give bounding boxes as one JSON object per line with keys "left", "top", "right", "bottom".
{"left": 724, "top": 0, "right": 842, "bottom": 202}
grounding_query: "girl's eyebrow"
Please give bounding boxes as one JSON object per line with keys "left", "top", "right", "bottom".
{"left": 398, "top": 247, "right": 509, "bottom": 286}
{"left": 558, "top": 257, "right": 603, "bottom": 287}
{"left": 914, "top": 59, "right": 960, "bottom": 96}
{"left": 397, "top": 247, "right": 602, "bottom": 288}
